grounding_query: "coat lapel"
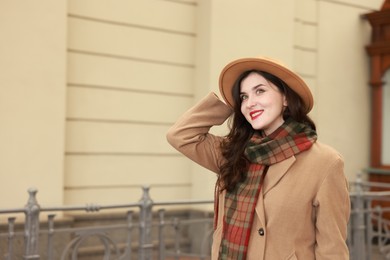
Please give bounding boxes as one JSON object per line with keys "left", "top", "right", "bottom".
{"left": 254, "top": 156, "right": 296, "bottom": 228}
{"left": 263, "top": 156, "right": 296, "bottom": 195}
{"left": 218, "top": 156, "right": 297, "bottom": 235}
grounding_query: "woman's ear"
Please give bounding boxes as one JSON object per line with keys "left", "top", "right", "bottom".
{"left": 283, "top": 95, "right": 288, "bottom": 107}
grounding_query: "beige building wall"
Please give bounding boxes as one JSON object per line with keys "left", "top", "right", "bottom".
{"left": 0, "top": 1, "right": 67, "bottom": 208}
{"left": 0, "top": 0, "right": 385, "bottom": 208}
{"left": 65, "top": 0, "right": 197, "bottom": 204}
{"left": 294, "top": 0, "right": 382, "bottom": 181}
{"left": 316, "top": 0, "right": 376, "bottom": 181}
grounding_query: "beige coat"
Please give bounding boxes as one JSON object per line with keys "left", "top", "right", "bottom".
{"left": 166, "top": 93, "right": 350, "bottom": 260}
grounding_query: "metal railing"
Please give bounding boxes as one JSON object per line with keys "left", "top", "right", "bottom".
{"left": 0, "top": 186, "right": 213, "bottom": 260}
{"left": 3, "top": 173, "right": 390, "bottom": 259}
{"left": 349, "top": 173, "right": 390, "bottom": 260}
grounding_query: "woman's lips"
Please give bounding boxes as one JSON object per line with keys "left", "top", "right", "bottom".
{"left": 250, "top": 110, "right": 263, "bottom": 120}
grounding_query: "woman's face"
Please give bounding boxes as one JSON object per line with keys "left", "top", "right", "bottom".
{"left": 240, "top": 72, "right": 287, "bottom": 135}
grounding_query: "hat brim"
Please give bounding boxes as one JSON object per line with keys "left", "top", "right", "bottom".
{"left": 219, "top": 57, "right": 313, "bottom": 114}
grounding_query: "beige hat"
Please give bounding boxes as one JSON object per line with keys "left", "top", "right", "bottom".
{"left": 219, "top": 56, "right": 314, "bottom": 113}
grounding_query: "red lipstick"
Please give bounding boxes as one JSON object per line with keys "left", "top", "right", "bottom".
{"left": 250, "top": 110, "right": 263, "bottom": 120}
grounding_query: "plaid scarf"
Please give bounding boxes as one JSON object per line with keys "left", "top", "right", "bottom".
{"left": 218, "top": 118, "right": 317, "bottom": 259}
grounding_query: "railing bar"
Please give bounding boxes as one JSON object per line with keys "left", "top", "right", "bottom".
{"left": 163, "top": 219, "right": 213, "bottom": 226}
{"left": 177, "top": 219, "right": 213, "bottom": 225}
{"left": 350, "top": 191, "right": 390, "bottom": 197}
{"left": 165, "top": 251, "right": 211, "bottom": 258}
{"left": 0, "top": 209, "right": 25, "bottom": 214}
{"left": 351, "top": 208, "right": 390, "bottom": 214}
{"left": 153, "top": 200, "right": 213, "bottom": 206}
{"left": 351, "top": 181, "right": 390, "bottom": 189}
{"left": 38, "top": 224, "right": 138, "bottom": 235}
{"left": 41, "top": 203, "right": 142, "bottom": 212}
{"left": 0, "top": 200, "right": 213, "bottom": 215}
{"left": 0, "top": 231, "right": 24, "bottom": 238}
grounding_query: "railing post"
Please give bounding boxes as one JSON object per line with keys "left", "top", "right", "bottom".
{"left": 352, "top": 173, "right": 367, "bottom": 260}
{"left": 23, "top": 188, "right": 40, "bottom": 260}
{"left": 173, "top": 217, "right": 181, "bottom": 260}
{"left": 138, "top": 186, "right": 153, "bottom": 260}
{"left": 158, "top": 209, "right": 166, "bottom": 260}
{"left": 7, "top": 217, "right": 16, "bottom": 260}
{"left": 123, "top": 210, "right": 134, "bottom": 259}
{"left": 47, "top": 214, "right": 56, "bottom": 260}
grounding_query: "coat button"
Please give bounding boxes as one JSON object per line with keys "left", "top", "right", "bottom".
{"left": 258, "top": 228, "right": 265, "bottom": 236}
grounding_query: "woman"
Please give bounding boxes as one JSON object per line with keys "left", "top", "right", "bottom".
{"left": 166, "top": 56, "right": 350, "bottom": 259}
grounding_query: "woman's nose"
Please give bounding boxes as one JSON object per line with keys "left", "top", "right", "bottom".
{"left": 246, "top": 95, "right": 256, "bottom": 108}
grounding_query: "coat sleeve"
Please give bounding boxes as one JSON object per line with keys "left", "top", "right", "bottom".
{"left": 166, "top": 92, "right": 233, "bottom": 174}
{"left": 313, "top": 156, "right": 351, "bottom": 259}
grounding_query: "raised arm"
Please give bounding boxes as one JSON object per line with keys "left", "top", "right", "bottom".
{"left": 166, "top": 92, "right": 233, "bottom": 174}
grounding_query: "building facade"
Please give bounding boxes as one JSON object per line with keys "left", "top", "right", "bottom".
{"left": 0, "top": 0, "right": 384, "bottom": 208}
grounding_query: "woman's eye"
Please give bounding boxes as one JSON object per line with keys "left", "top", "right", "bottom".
{"left": 240, "top": 95, "right": 248, "bottom": 101}
{"left": 256, "top": 88, "right": 264, "bottom": 94}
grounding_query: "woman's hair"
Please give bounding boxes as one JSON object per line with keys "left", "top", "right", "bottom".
{"left": 217, "top": 70, "right": 316, "bottom": 192}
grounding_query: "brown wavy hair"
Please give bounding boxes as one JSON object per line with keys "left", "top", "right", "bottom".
{"left": 217, "top": 70, "right": 316, "bottom": 192}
